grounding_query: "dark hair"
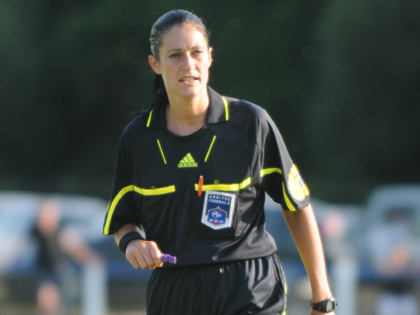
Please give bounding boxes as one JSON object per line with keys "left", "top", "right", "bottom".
{"left": 148, "top": 10, "right": 210, "bottom": 111}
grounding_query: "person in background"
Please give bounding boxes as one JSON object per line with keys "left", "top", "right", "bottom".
{"left": 32, "top": 199, "right": 101, "bottom": 315}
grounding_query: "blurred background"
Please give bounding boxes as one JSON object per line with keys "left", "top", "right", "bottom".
{"left": 0, "top": 0, "right": 419, "bottom": 314}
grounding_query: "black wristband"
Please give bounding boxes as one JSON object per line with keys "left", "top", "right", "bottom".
{"left": 118, "top": 231, "right": 145, "bottom": 255}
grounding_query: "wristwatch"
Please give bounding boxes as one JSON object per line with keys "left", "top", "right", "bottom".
{"left": 310, "top": 297, "right": 337, "bottom": 312}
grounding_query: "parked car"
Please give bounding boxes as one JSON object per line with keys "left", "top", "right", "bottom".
{"left": 357, "top": 184, "right": 420, "bottom": 315}
{"left": 359, "top": 184, "right": 420, "bottom": 283}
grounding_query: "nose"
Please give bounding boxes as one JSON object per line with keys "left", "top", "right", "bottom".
{"left": 182, "top": 54, "right": 195, "bottom": 71}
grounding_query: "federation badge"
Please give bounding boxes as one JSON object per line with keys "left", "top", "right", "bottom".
{"left": 201, "top": 191, "right": 236, "bottom": 230}
{"left": 287, "top": 164, "right": 310, "bottom": 201}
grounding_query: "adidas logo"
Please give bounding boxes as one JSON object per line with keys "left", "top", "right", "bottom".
{"left": 178, "top": 153, "right": 198, "bottom": 168}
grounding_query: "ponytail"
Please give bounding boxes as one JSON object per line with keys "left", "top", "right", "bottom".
{"left": 150, "top": 74, "right": 169, "bottom": 110}
{"left": 131, "top": 74, "right": 168, "bottom": 118}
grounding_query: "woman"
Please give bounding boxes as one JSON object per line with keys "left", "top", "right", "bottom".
{"left": 103, "top": 10, "right": 336, "bottom": 315}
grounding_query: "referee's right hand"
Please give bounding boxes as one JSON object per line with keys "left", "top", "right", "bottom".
{"left": 115, "top": 224, "right": 164, "bottom": 270}
{"left": 126, "top": 239, "right": 164, "bottom": 270}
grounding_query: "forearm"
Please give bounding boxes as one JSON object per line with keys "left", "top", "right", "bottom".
{"left": 59, "top": 229, "right": 102, "bottom": 265}
{"left": 282, "top": 204, "right": 332, "bottom": 302}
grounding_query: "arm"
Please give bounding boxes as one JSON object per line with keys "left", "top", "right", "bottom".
{"left": 282, "top": 204, "right": 335, "bottom": 315}
{"left": 115, "top": 223, "right": 163, "bottom": 270}
{"left": 59, "top": 228, "right": 103, "bottom": 265}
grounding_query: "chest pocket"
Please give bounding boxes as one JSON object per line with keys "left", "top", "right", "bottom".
{"left": 194, "top": 138, "right": 254, "bottom": 239}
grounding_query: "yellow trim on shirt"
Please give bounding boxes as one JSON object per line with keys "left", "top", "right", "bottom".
{"left": 104, "top": 185, "right": 134, "bottom": 234}
{"left": 259, "top": 168, "right": 283, "bottom": 177}
{"left": 195, "top": 177, "right": 251, "bottom": 192}
{"left": 133, "top": 185, "right": 175, "bottom": 196}
{"left": 157, "top": 139, "right": 167, "bottom": 164}
{"left": 146, "top": 109, "right": 153, "bottom": 127}
{"left": 282, "top": 183, "right": 296, "bottom": 211}
{"left": 222, "top": 97, "right": 229, "bottom": 121}
{"left": 204, "top": 135, "right": 217, "bottom": 162}
{"left": 103, "top": 184, "right": 175, "bottom": 234}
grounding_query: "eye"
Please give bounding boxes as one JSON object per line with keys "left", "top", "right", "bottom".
{"left": 169, "top": 52, "right": 181, "bottom": 58}
{"left": 194, "top": 50, "right": 203, "bottom": 55}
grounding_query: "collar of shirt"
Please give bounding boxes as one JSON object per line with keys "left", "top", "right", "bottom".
{"left": 147, "top": 86, "right": 228, "bottom": 129}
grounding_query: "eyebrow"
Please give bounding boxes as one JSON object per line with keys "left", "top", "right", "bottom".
{"left": 166, "top": 49, "right": 181, "bottom": 53}
{"left": 166, "top": 46, "right": 204, "bottom": 53}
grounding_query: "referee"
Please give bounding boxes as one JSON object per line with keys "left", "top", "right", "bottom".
{"left": 103, "top": 10, "right": 336, "bottom": 315}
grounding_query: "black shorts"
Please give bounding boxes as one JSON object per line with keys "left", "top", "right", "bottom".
{"left": 147, "top": 254, "right": 287, "bottom": 315}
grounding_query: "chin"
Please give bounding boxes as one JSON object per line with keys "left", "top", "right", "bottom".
{"left": 179, "top": 85, "right": 206, "bottom": 99}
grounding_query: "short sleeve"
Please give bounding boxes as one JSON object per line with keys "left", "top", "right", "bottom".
{"left": 260, "top": 112, "right": 310, "bottom": 211}
{"left": 103, "top": 133, "right": 140, "bottom": 235}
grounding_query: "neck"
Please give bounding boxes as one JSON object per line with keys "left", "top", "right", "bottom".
{"left": 166, "top": 91, "right": 209, "bottom": 136}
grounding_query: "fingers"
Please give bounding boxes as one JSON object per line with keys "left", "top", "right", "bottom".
{"left": 147, "top": 241, "right": 164, "bottom": 268}
{"left": 125, "top": 240, "right": 164, "bottom": 270}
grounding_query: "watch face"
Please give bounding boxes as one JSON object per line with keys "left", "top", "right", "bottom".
{"left": 326, "top": 300, "right": 336, "bottom": 311}
{"left": 327, "top": 301, "right": 333, "bottom": 310}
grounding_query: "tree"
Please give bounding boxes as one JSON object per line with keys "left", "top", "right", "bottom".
{"left": 306, "top": 0, "right": 420, "bottom": 201}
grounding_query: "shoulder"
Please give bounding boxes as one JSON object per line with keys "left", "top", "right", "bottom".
{"left": 224, "top": 96, "right": 274, "bottom": 134}
{"left": 210, "top": 95, "right": 278, "bottom": 149}
{"left": 120, "top": 111, "right": 152, "bottom": 143}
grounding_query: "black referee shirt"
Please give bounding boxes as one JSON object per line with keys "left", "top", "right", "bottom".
{"left": 103, "top": 87, "right": 310, "bottom": 266}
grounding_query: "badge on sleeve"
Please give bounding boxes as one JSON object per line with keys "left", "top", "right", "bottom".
{"left": 287, "top": 164, "right": 310, "bottom": 201}
{"left": 201, "top": 191, "right": 236, "bottom": 230}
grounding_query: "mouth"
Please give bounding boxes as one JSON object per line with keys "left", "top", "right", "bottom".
{"left": 180, "top": 76, "right": 199, "bottom": 82}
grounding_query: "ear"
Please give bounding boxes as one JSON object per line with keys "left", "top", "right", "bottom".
{"left": 148, "top": 55, "right": 161, "bottom": 74}
{"left": 208, "top": 47, "right": 213, "bottom": 67}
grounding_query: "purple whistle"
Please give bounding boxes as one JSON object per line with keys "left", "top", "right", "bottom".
{"left": 161, "top": 254, "right": 177, "bottom": 264}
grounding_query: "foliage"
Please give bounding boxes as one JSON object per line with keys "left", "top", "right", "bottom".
{"left": 0, "top": 0, "right": 419, "bottom": 202}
